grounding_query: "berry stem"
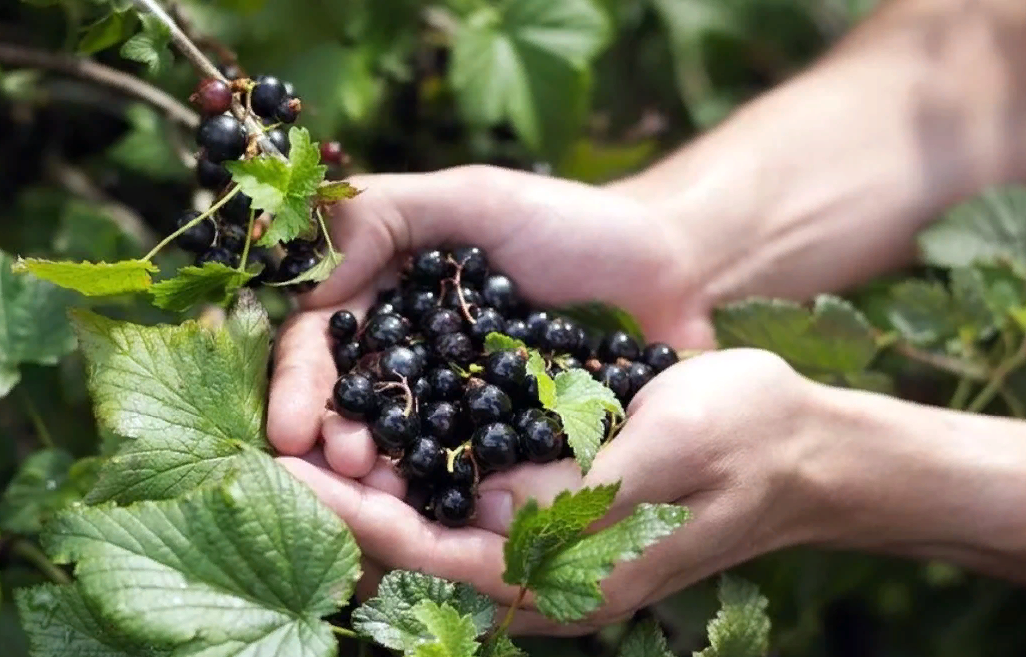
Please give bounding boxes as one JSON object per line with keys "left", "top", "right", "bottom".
{"left": 497, "top": 587, "right": 527, "bottom": 635}
{"left": 11, "top": 539, "right": 71, "bottom": 585}
{"left": 18, "top": 388, "right": 53, "bottom": 449}
{"left": 948, "top": 375, "right": 974, "bottom": 410}
{"left": 314, "top": 206, "right": 337, "bottom": 254}
{"left": 239, "top": 206, "right": 256, "bottom": 272}
{"left": 445, "top": 255, "right": 476, "bottom": 325}
{"left": 143, "top": 185, "right": 242, "bottom": 261}
{"left": 328, "top": 624, "right": 361, "bottom": 640}
{"left": 967, "top": 336, "right": 1026, "bottom": 413}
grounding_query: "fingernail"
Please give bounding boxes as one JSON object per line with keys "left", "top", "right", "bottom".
{"left": 476, "top": 491, "right": 514, "bottom": 535}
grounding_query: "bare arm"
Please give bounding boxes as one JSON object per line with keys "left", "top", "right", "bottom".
{"left": 611, "top": 0, "right": 1026, "bottom": 306}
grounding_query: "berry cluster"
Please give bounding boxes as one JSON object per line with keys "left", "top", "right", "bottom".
{"left": 328, "top": 246, "right": 679, "bottom": 528}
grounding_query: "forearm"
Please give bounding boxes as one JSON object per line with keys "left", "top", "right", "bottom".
{"left": 612, "top": 0, "right": 1026, "bottom": 306}
{"left": 800, "top": 384, "right": 1026, "bottom": 583}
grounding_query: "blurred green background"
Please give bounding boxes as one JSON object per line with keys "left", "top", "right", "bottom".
{"left": 2, "top": 0, "right": 1025, "bottom": 655}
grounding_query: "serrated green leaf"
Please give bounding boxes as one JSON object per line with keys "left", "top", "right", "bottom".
{"left": 713, "top": 296, "right": 877, "bottom": 376}
{"left": 411, "top": 601, "right": 480, "bottom": 657}
{"left": 107, "top": 104, "right": 189, "bottom": 181}
{"left": 531, "top": 503, "right": 689, "bottom": 622}
{"left": 42, "top": 450, "right": 361, "bottom": 657}
{"left": 548, "top": 369, "right": 623, "bottom": 474}
{"left": 528, "top": 352, "right": 556, "bottom": 407}
{"left": 266, "top": 246, "right": 343, "bottom": 287}
{"left": 919, "top": 185, "right": 1026, "bottom": 273}
{"left": 71, "top": 291, "right": 270, "bottom": 449}
{"left": 484, "top": 333, "right": 527, "bottom": 353}
{"left": 881, "top": 271, "right": 997, "bottom": 347}
{"left": 555, "top": 302, "right": 645, "bottom": 343}
{"left": 353, "top": 571, "right": 495, "bottom": 652}
{"left": 480, "top": 632, "right": 525, "bottom": 657}
{"left": 78, "top": 10, "right": 135, "bottom": 55}
{"left": 119, "top": 13, "right": 172, "bottom": 77}
{"left": 0, "top": 449, "right": 79, "bottom": 534}
{"left": 317, "top": 180, "right": 361, "bottom": 202}
{"left": 16, "top": 584, "right": 169, "bottom": 657}
{"left": 224, "top": 158, "right": 289, "bottom": 214}
{"left": 12, "top": 258, "right": 157, "bottom": 296}
{"left": 693, "top": 576, "right": 770, "bottom": 657}
{"left": 150, "top": 262, "right": 255, "bottom": 312}
{"left": 618, "top": 619, "right": 673, "bottom": 657}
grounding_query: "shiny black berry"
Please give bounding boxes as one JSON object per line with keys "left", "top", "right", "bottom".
{"left": 251, "top": 75, "right": 287, "bottom": 118}
{"left": 471, "top": 422, "right": 519, "bottom": 471}
{"left": 504, "top": 319, "right": 530, "bottom": 343}
{"left": 525, "top": 311, "right": 551, "bottom": 344}
{"left": 377, "top": 287, "right": 403, "bottom": 307}
{"left": 362, "top": 314, "right": 409, "bottom": 352}
{"left": 219, "top": 223, "right": 247, "bottom": 252}
{"left": 422, "top": 308, "right": 463, "bottom": 340}
{"left": 246, "top": 247, "right": 278, "bottom": 286}
{"left": 191, "top": 78, "right": 232, "bottom": 116}
{"left": 276, "top": 251, "right": 318, "bottom": 291}
{"left": 572, "top": 326, "right": 592, "bottom": 361}
{"left": 513, "top": 408, "right": 545, "bottom": 433}
{"left": 421, "top": 401, "right": 460, "bottom": 447}
{"left": 400, "top": 436, "right": 446, "bottom": 481}
{"left": 469, "top": 308, "right": 505, "bottom": 343}
{"left": 450, "top": 450, "right": 477, "bottom": 488}
{"left": 519, "top": 416, "right": 563, "bottom": 463}
{"left": 219, "top": 192, "right": 254, "bottom": 225}
{"left": 329, "top": 310, "right": 358, "bottom": 342}
{"left": 410, "top": 249, "right": 447, "bottom": 285}
{"left": 173, "top": 211, "right": 215, "bottom": 253}
{"left": 442, "top": 285, "right": 483, "bottom": 310}
{"left": 542, "top": 318, "right": 577, "bottom": 353}
{"left": 380, "top": 346, "right": 423, "bottom": 381}
{"left": 267, "top": 128, "right": 291, "bottom": 157}
{"left": 403, "top": 288, "right": 438, "bottom": 322}
{"left": 433, "top": 486, "right": 475, "bottom": 527}
{"left": 371, "top": 403, "right": 419, "bottom": 455}
{"left": 196, "top": 156, "right": 232, "bottom": 190}
{"left": 369, "top": 300, "right": 402, "bottom": 319}
{"left": 481, "top": 275, "right": 517, "bottom": 314}
{"left": 195, "top": 246, "right": 239, "bottom": 268}
{"left": 275, "top": 97, "right": 300, "bottom": 123}
{"left": 626, "top": 362, "right": 654, "bottom": 397}
{"left": 333, "top": 341, "right": 361, "bottom": 373}
{"left": 643, "top": 343, "right": 679, "bottom": 373}
{"left": 197, "top": 114, "right": 247, "bottom": 163}
{"left": 484, "top": 350, "right": 526, "bottom": 392}
{"left": 409, "top": 342, "right": 432, "bottom": 372}
{"left": 596, "top": 363, "right": 631, "bottom": 403}
{"left": 599, "top": 331, "right": 641, "bottom": 362}
{"left": 450, "top": 246, "right": 489, "bottom": 284}
{"left": 465, "top": 383, "right": 512, "bottom": 425}
{"left": 333, "top": 373, "right": 377, "bottom": 421}
{"left": 412, "top": 376, "right": 432, "bottom": 400}
{"left": 433, "top": 333, "right": 475, "bottom": 367}
{"left": 427, "top": 367, "right": 462, "bottom": 401}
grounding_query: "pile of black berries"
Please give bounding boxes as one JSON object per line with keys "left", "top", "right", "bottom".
{"left": 328, "top": 245, "right": 679, "bottom": 528}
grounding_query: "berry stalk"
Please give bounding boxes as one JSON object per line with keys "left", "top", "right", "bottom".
{"left": 143, "top": 185, "right": 242, "bottom": 261}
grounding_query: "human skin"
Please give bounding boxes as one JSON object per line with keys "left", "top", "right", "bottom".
{"left": 268, "top": 0, "right": 1026, "bottom": 635}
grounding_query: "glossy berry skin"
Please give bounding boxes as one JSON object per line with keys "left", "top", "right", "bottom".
{"left": 197, "top": 114, "right": 247, "bottom": 163}
{"left": 433, "top": 486, "right": 475, "bottom": 528}
{"left": 332, "top": 341, "right": 361, "bottom": 373}
{"left": 245, "top": 248, "right": 278, "bottom": 287}
{"left": 320, "top": 141, "right": 344, "bottom": 165}
{"left": 421, "top": 401, "right": 460, "bottom": 447}
{"left": 450, "top": 246, "right": 489, "bottom": 284}
{"left": 426, "top": 368, "right": 462, "bottom": 401}
{"left": 442, "top": 285, "right": 483, "bottom": 311}
{"left": 572, "top": 326, "right": 592, "bottom": 361}
{"left": 433, "top": 333, "right": 475, "bottom": 367}
{"left": 626, "top": 362, "right": 654, "bottom": 397}
{"left": 173, "top": 211, "right": 215, "bottom": 253}
{"left": 410, "top": 249, "right": 447, "bottom": 285}
{"left": 192, "top": 78, "right": 232, "bottom": 115}
{"left": 333, "top": 373, "right": 377, "bottom": 422}
{"left": 219, "top": 223, "right": 247, "bottom": 252}
{"left": 519, "top": 416, "right": 563, "bottom": 463}
{"left": 379, "top": 346, "right": 423, "bottom": 381}
{"left": 219, "top": 192, "right": 253, "bottom": 225}
{"left": 465, "top": 383, "right": 512, "bottom": 425}
{"left": 275, "top": 97, "right": 300, "bottom": 123}
{"left": 276, "top": 251, "right": 318, "bottom": 291}
{"left": 329, "top": 310, "right": 358, "bottom": 342}
{"left": 596, "top": 363, "right": 631, "bottom": 403}
{"left": 196, "top": 157, "right": 232, "bottom": 190}
{"left": 484, "top": 350, "right": 526, "bottom": 393}
{"left": 411, "top": 376, "right": 432, "bottom": 400}
{"left": 542, "top": 318, "right": 577, "bottom": 353}
{"left": 400, "top": 436, "right": 446, "bottom": 481}
{"left": 450, "top": 451, "right": 476, "bottom": 488}
{"left": 371, "top": 403, "right": 419, "bottom": 455}
{"left": 513, "top": 408, "right": 545, "bottom": 433}
{"left": 481, "top": 275, "right": 517, "bottom": 314}
{"left": 525, "top": 311, "right": 551, "bottom": 344}
{"left": 643, "top": 343, "right": 679, "bottom": 373}
{"left": 409, "top": 342, "right": 431, "bottom": 372}
{"left": 422, "top": 308, "right": 463, "bottom": 340}
{"left": 503, "top": 319, "right": 530, "bottom": 343}
{"left": 195, "top": 246, "right": 239, "bottom": 268}
{"left": 368, "top": 301, "right": 402, "bottom": 320}
{"left": 251, "top": 75, "right": 287, "bottom": 118}
{"left": 267, "top": 128, "right": 291, "bottom": 157}
{"left": 471, "top": 422, "right": 519, "bottom": 471}
{"left": 377, "top": 287, "right": 403, "bottom": 307}
{"left": 362, "top": 314, "right": 409, "bottom": 352}
{"left": 469, "top": 308, "right": 505, "bottom": 343}
{"left": 403, "top": 289, "right": 438, "bottom": 322}
{"left": 599, "top": 331, "right": 641, "bottom": 362}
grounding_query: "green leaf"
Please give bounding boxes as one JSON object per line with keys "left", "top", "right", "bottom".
{"left": 71, "top": 291, "right": 271, "bottom": 450}
{"left": 54, "top": 200, "right": 143, "bottom": 262}
{"left": 0, "top": 250, "right": 77, "bottom": 397}
{"left": 693, "top": 576, "right": 770, "bottom": 657}
{"left": 353, "top": 571, "right": 495, "bottom": 652}
{"left": 883, "top": 273, "right": 996, "bottom": 347}
{"left": 480, "top": 633, "right": 525, "bottom": 657}
{"left": 410, "top": 601, "right": 480, "bottom": 657}
{"left": 317, "top": 180, "right": 361, "bottom": 202}
{"left": 119, "top": 13, "right": 172, "bottom": 77}
{"left": 150, "top": 262, "right": 255, "bottom": 312}
{"left": 12, "top": 258, "right": 158, "bottom": 296}
{"left": 0, "top": 449, "right": 79, "bottom": 534}
{"left": 484, "top": 333, "right": 527, "bottom": 353}
{"left": 78, "top": 10, "right": 135, "bottom": 55}
{"left": 107, "top": 104, "right": 189, "bottom": 181}
{"left": 16, "top": 584, "right": 169, "bottom": 657}
{"left": 224, "top": 158, "right": 290, "bottom": 215}
{"left": 529, "top": 352, "right": 556, "bottom": 407}
{"left": 554, "top": 302, "right": 645, "bottom": 343}
{"left": 266, "top": 245, "right": 343, "bottom": 287}
{"left": 547, "top": 369, "right": 623, "bottom": 474}
{"left": 617, "top": 619, "right": 673, "bottom": 657}
{"left": 42, "top": 450, "right": 361, "bottom": 657}
{"left": 713, "top": 296, "right": 877, "bottom": 376}
{"left": 919, "top": 185, "right": 1026, "bottom": 273}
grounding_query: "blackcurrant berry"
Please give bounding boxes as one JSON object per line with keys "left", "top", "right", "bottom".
{"left": 449, "top": 450, "right": 477, "bottom": 488}
{"left": 371, "top": 403, "right": 419, "bottom": 455}
{"left": 362, "top": 314, "right": 409, "bottom": 352}
{"left": 513, "top": 408, "right": 545, "bottom": 433}
{"left": 195, "top": 246, "right": 240, "bottom": 268}
{"left": 403, "top": 288, "right": 438, "bottom": 322}
{"left": 275, "top": 97, "right": 300, "bottom": 124}
{"left": 596, "top": 363, "right": 631, "bottom": 403}
{"left": 572, "top": 326, "right": 592, "bottom": 361}
{"left": 626, "top": 361, "right": 654, "bottom": 397}
{"left": 471, "top": 422, "right": 518, "bottom": 471}
{"left": 219, "top": 192, "right": 254, "bottom": 225}
{"left": 519, "top": 416, "right": 563, "bottom": 463}
{"left": 411, "top": 248, "right": 447, "bottom": 285}
{"left": 251, "top": 75, "right": 287, "bottom": 118}
{"left": 245, "top": 247, "right": 278, "bottom": 286}
{"left": 283, "top": 80, "right": 296, "bottom": 96}
{"left": 409, "top": 342, "right": 432, "bottom": 372}
{"left": 380, "top": 346, "right": 423, "bottom": 381}
{"left": 267, "top": 128, "right": 291, "bottom": 157}
{"left": 412, "top": 376, "right": 432, "bottom": 400}
{"left": 329, "top": 310, "right": 358, "bottom": 342}
{"left": 542, "top": 318, "right": 576, "bottom": 353}
{"left": 481, "top": 274, "right": 518, "bottom": 314}
{"left": 422, "top": 308, "right": 463, "bottom": 340}
{"left": 432, "top": 485, "right": 475, "bottom": 527}
{"left": 173, "top": 211, "right": 215, "bottom": 253}
{"left": 427, "top": 367, "right": 462, "bottom": 401}
{"left": 219, "top": 223, "right": 247, "bottom": 252}
{"left": 642, "top": 343, "right": 679, "bottom": 373}
{"left": 503, "top": 318, "right": 530, "bottom": 343}
{"left": 433, "top": 332, "right": 475, "bottom": 367}
{"left": 399, "top": 436, "right": 446, "bottom": 481}
{"left": 442, "top": 285, "right": 483, "bottom": 310}
{"left": 518, "top": 375, "right": 540, "bottom": 407}
{"left": 484, "top": 350, "right": 526, "bottom": 393}
{"left": 469, "top": 307, "right": 505, "bottom": 344}
{"left": 465, "top": 383, "right": 512, "bottom": 425}
{"left": 421, "top": 401, "right": 460, "bottom": 448}
{"left": 368, "top": 301, "right": 402, "bottom": 320}
{"left": 599, "top": 331, "right": 641, "bottom": 362}
{"left": 191, "top": 78, "right": 232, "bottom": 116}
{"left": 333, "top": 373, "right": 377, "bottom": 421}
{"left": 450, "top": 246, "right": 489, "bottom": 284}
{"left": 406, "top": 481, "right": 436, "bottom": 519}
{"left": 196, "top": 156, "right": 232, "bottom": 190}
{"left": 276, "top": 251, "right": 318, "bottom": 290}
{"left": 525, "top": 311, "right": 551, "bottom": 344}
{"left": 197, "top": 114, "right": 247, "bottom": 163}
{"left": 333, "top": 341, "right": 362, "bottom": 374}
{"left": 321, "top": 141, "right": 345, "bottom": 165}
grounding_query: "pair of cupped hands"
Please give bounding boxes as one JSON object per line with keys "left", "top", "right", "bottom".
{"left": 269, "top": 165, "right": 817, "bottom": 635}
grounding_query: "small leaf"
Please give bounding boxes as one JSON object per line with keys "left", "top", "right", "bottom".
{"left": 919, "top": 185, "right": 1026, "bottom": 273}
{"left": 224, "top": 158, "right": 289, "bottom": 214}
{"left": 547, "top": 369, "right": 623, "bottom": 473}
{"left": 617, "top": 619, "right": 673, "bottom": 657}
{"left": 411, "top": 601, "right": 480, "bottom": 657}
{"left": 317, "top": 180, "right": 361, "bottom": 202}
{"left": 78, "top": 10, "right": 135, "bottom": 55}
{"left": 150, "top": 262, "right": 255, "bottom": 312}
{"left": 119, "top": 13, "right": 172, "bottom": 77}
{"left": 480, "top": 633, "right": 525, "bottom": 657}
{"left": 555, "top": 302, "right": 645, "bottom": 343}
{"left": 42, "top": 450, "right": 361, "bottom": 657}
{"left": 484, "top": 333, "right": 527, "bottom": 353}
{"left": 266, "top": 246, "right": 343, "bottom": 287}
{"left": 528, "top": 352, "right": 556, "bottom": 407}
{"left": 106, "top": 104, "right": 189, "bottom": 181}
{"left": 12, "top": 258, "right": 158, "bottom": 296}
{"left": 0, "top": 449, "right": 78, "bottom": 534}
{"left": 693, "top": 575, "right": 770, "bottom": 657}
{"left": 353, "top": 571, "right": 495, "bottom": 652}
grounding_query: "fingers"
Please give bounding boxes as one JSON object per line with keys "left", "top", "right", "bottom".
{"left": 475, "top": 459, "right": 585, "bottom": 535}
{"left": 322, "top": 413, "right": 377, "bottom": 478}
{"left": 359, "top": 457, "right": 407, "bottom": 499}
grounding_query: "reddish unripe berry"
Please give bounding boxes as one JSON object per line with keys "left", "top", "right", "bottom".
{"left": 320, "top": 141, "right": 346, "bottom": 166}
{"left": 190, "top": 78, "right": 233, "bottom": 116}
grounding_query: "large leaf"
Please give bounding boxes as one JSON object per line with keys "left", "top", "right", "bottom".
{"left": 693, "top": 576, "right": 770, "bottom": 657}
{"left": 919, "top": 186, "right": 1026, "bottom": 272}
{"left": 150, "top": 262, "right": 255, "bottom": 312}
{"left": 42, "top": 451, "right": 361, "bottom": 657}
{"left": 12, "top": 258, "right": 158, "bottom": 297}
